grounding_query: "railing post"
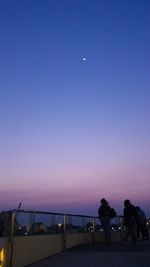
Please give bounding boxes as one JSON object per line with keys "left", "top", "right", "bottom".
{"left": 82, "top": 217, "right": 85, "bottom": 231}
{"left": 92, "top": 218, "right": 95, "bottom": 232}
{"left": 63, "top": 214, "right": 66, "bottom": 235}
{"left": 8, "top": 211, "right": 15, "bottom": 267}
{"left": 61, "top": 214, "right": 66, "bottom": 251}
{"left": 92, "top": 218, "right": 95, "bottom": 243}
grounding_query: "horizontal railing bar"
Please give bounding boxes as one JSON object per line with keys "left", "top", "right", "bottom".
{"left": 13, "top": 209, "right": 99, "bottom": 218}
{"left": 13, "top": 209, "right": 124, "bottom": 219}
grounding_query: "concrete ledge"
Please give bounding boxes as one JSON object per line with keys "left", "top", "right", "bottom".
{"left": 12, "top": 235, "right": 62, "bottom": 267}
{"left": 2, "top": 231, "right": 125, "bottom": 267}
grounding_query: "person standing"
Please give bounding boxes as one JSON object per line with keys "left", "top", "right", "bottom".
{"left": 123, "top": 199, "right": 138, "bottom": 244}
{"left": 135, "top": 206, "right": 149, "bottom": 240}
{"left": 98, "top": 198, "right": 116, "bottom": 244}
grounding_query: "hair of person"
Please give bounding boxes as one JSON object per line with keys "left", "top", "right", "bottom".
{"left": 124, "top": 199, "right": 130, "bottom": 206}
{"left": 101, "top": 198, "right": 108, "bottom": 205}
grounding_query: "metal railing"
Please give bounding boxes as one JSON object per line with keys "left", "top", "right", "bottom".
{"left": 1, "top": 209, "right": 149, "bottom": 267}
{"left": 8, "top": 209, "right": 124, "bottom": 236}
{"left": 0, "top": 209, "right": 127, "bottom": 238}
{"left": 8, "top": 209, "right": 100, "bottom": 267}
{"left": 12, "top": 209, "right": 99, "bottom": 235}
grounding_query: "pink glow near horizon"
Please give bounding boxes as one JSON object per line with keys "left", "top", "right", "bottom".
{"left": 1, "top": 162, "right": 149, "bottom": 215}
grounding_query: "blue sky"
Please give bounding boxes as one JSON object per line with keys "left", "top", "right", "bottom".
{"left": 0, "top": 0, "right": 150, "bottom": 215}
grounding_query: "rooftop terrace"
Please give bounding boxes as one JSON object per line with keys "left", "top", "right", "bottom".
{"left": 28, "top": 240, "right": 150, "bottom": 267}
{"left": 0, "top": 209, "right": 149, "bottom": 267}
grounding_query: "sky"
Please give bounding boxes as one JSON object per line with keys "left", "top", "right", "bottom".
{"left": 0, "top": 0, "right": 150, "bottom": 216}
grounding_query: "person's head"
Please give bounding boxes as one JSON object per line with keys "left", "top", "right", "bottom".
{"left": 124, "top": 199, "right": 131, "bottom": 207}
{"left": 101, "top": 198, "right": 108, "bottom": 205}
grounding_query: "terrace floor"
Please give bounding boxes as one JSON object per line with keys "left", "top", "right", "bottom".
{"left": 28, "top": 239, "right": 150, "bottom": 267}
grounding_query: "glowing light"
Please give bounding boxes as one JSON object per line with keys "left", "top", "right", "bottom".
{"left": 82, "top": 57, "right": 87, "bottom": 61}
{"left": 0, "top": 248, "right": 5, "bottom": 267}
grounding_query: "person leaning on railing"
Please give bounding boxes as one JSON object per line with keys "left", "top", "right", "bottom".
{"left": 122, "top": 199, "right": 138, "bottom": 244}
{"left": 98, "top": 198, "right": 116, "bottom": 244}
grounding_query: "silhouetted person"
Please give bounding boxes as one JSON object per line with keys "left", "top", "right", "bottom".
{"left": 98, "top": 198, "right": 116, "bottom": 244}
{"left": 123, "top": 199, "right": 138, "bottom": 244}
{"left": 135, "top": 206, "right": 149, "bottom": 240}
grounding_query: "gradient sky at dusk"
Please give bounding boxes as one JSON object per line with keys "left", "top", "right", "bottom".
{"left": 0, "top": 0, "right": 150, "bottom": 216}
